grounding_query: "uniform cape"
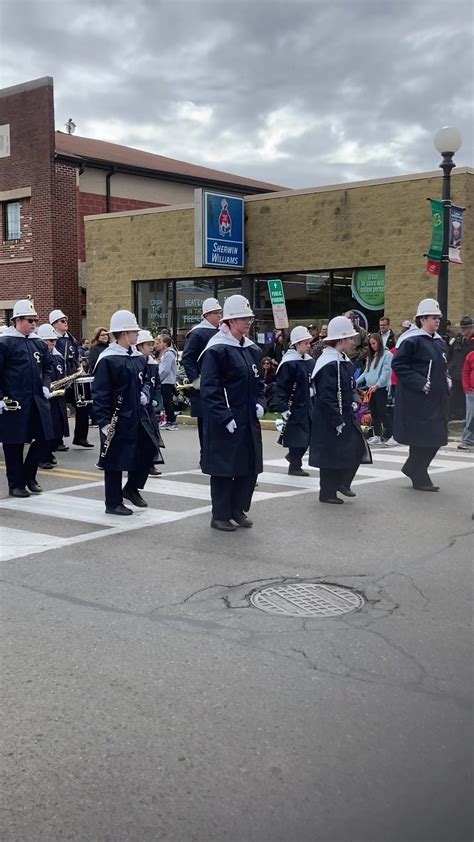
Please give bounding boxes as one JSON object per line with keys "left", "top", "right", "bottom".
{"left": 93, "top": 342, "right": 142, "bottom": 365}
{"left": 275, "top": 349, "right": 313, "bottom": 450}
{"left": 276, "top": 348, "right": 312, "bottom": 373}
{"left": 395, "top": 326, "right": 442, "bottom": 348}
{"left": 0, "top": 328, "right": 54, "bottom": 443}
{"left": 312, "top": 347, "right": 351, "bottom": 377}
{"left": 190, "top": 319, "right": 216, "bottom": 332}
{"left": 198, "top": 328, "right": 256, "bottom": 361}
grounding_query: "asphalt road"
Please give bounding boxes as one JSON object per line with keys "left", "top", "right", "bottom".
{"left": 1, "top": 427, "right": 473, "bottom": 842}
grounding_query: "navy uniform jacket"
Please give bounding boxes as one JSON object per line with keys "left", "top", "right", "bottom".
{"left": 92, "top": 346, "right": 160, "bottom": 471}
{"left": 55, "top": 332, "right": 81, "bottom": 376}
{"left": 392, "top": 331, "right": 449, "bottom": 448}
{"left": 309, "top": 349, "right": 365, "bottom": 470}
{"left": 182, "top": 321, "right": 219, "bottom": 417}
{"left": 275, "top": 350, "right": 312, "bottom": 449}
{"left": 49, "top": 350, "right": 69, "bottom": 440}
{"left": 0, "top": 330, "right": 54, "bottom": 444}
{"left": 200, "top": 334, "right": 265, "bottom": 477}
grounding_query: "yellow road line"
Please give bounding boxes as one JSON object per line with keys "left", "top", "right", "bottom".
{"left": 0, "top": 462, "right": 102, "bottom": 480}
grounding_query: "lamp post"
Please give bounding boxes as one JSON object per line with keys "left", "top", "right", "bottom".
{"left": 433, "top": 126, "right": 462, "bottom": 334}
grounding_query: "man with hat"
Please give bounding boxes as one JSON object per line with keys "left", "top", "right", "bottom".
{"left": 199, "top": 294, "right": 265, "bottom": 531}
{"left": 92, "top": 310, "right": 160, "bottom": 515}
{"left": 182, "top": 297, "right": 222, "bottom": 455}
{"left": 275, "top": 326, "right": 314, "bottom": 476}
{"left": 49, "top": 308, "right": 92, "bottom": 448}
{"left": 0, "top": 299, "right": 54, "bottom": 497}
{"left": 447, "top": 315, "right": 474, "bottom": 420}
{"left": 309, "top": 316, "right": 366, "bottom": 504}
{"left": 392, "top": 299, "right": 449, "bottom": 491}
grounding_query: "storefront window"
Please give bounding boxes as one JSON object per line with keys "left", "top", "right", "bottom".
{"left": 135, "top": 280, "right": 170, "bottom": 335}
{"left": 216, "top": 277, "right": 242, "bottom": 303}
{"left": 175, "top": 279, "right": 215, "bottom": 347}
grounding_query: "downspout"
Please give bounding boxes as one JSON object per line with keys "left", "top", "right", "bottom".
{"left": 105, "top": 166, "right": 117, "bottom": 212}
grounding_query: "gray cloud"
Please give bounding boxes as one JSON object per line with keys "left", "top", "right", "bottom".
{"left": 1, "top": 0, "right": 472, "bottom": 187}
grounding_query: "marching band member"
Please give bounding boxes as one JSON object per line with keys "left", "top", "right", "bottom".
{"left": 275, "top": 325, "right": 313, "bottom": 476}
{"left": 36, "top": 324, "right": 70, "bottom": 468}
{"left": 200, "top": 295, "right": 265, "bottom": 531}
{"left": 0, "top": 299, "right": 54, "bottom": 497}
{"left": 49, "top": 308, "right": 92, "bottom": 449}
{"left": 182, "top": 297, "right": 222, "bottom": 454}
{"left": 309, "top": 316, "right": 366, "bottom": 504}
{"left": 92, "top": 310, "right": 159, "bottom": 515}
{"left": 391, "top": 298, "right": 449, "bottom": 491}
{"left": 136, "top": 329, "right": 164, "bottom": 477}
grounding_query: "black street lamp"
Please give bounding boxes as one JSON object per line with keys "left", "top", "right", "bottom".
{"left": 433, "top": 126, "right": 462, "bottom": 334}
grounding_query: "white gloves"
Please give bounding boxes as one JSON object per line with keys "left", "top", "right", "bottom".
{"left": 351, "top": 401, "right": 359, "bottom": 412}
{"left": 309, "top": 386, "right": 315, "bottom": 398}
{"left": 42, "top": 386, "right": 52, "bottom": 400}
{"left": 226, "top": 419, "right": 237, "bottom": 434}
{"left": 336, "top": 423, "right": 345, "bottom": 436}
{"left": 101, "top": 424, "right": 111, "bottom": 436}
{"left": 446, "top": 376, "right": 452, "bottom": 390}
{"left": 152, "top": 399, "right": 158, "bottom": 407}
{"left": 0, "top": 400, "right": 6, "bottom": 414}
{"left": 140, "top": 392, "right": 148, "bottom": 406}
{"left": 282, "top": 410, "right": 291, "bottom": 421}
{"left": 256, "top": 404, "right": 264, "bottom": 419}
{"left": 192, "top": 377, "right": 201, "bottom": 390}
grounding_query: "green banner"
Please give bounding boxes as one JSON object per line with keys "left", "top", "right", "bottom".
{"left": 351, "top": 268, "right": 385, "bottom": 311}
{"left": 427, "top": 199, "right": 444, "bottom": 261}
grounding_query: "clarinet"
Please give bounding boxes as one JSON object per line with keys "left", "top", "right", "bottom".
{"left": 98, "top": 394, "right": 124, "bottom": 468}
{"left": 423, "top": 360, "right": 433, "bottom": 394}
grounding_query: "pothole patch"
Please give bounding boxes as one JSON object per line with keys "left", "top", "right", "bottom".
{"left": 249, "top": 582, "right": 364, "bottom": 618}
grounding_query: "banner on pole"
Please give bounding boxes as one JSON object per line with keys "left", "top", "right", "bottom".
{"left": 449, "top": 206, "right": 464, "bottom": 264}
{"left": 426, "top": 198, "right": 445, "bottom": 276}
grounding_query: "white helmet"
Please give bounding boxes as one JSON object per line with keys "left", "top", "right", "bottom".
{"left": 109, "top": 310, "right": 140, "bottom": 333}
{"left": 37, "top": 323, "right": 58, "bottom": 341}
{"left": 415, "top": 298, "right": 442, "bottom": 317}
{"left": 49, "top": 309, "right": 67, "bottom": 324}
{"left": 136, "top": 329, "right": 154, "bottom": 345}
{"left": 222, "top": 294, "right": 254, "bottom": 320}
{"left": 13, "top": 298, "right": 38, "bottom": 319}
{"left": 202, "top": 297, "right": 222, "bottom": 316}
{"left": 324, "top": 316, "right": 358, "bottom": 342}
{"left": 290, "top": 326, "right": 313, "bottom": 346}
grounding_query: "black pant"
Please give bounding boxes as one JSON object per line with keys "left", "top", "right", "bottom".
{"left": 319, "top": 464, "right": 359, "bottom": 500}
{"left": 402, "top": 446, "right": 439, "bottom": 486}
{"left": 210, "top": 475, "right": 257, "bottom": 521}
{"left": 450, "top": 380, "right": 466, "bottom": 420}
{"left": 73, "top": 404, "right": 90, "bottom": 442}
{"left": 197, "top": 416, "right": 204, "bottom": 451}
{"left": 3, "top": 441, "right": 42, "bottom": 489}
{"left": 369, "top": 387, "right": 389, "bottom": 438}
{"left": 288, "top": 446, "right": 307, "bottom": 470}
{"left": 161, "top": 384, "right": 176, "bottom": 424}
{"left": 103, "top": 429, "right": 156, "bottom": 507}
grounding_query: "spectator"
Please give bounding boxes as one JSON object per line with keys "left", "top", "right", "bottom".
{"left": 309, "top": 323, "right": 328, "bottom": 360}
{"left": 343, "top": 311, "right": 369, "bottom": 370}
{"left": 260, "top": 356, "right": 276, "bottom": 385}
{"left": 458, "top": 350, "right": 474, "bottom": 450}
{"left": 263, "top": 329, "right": 288, "bottom": 365}
{"left": 378, "top": 316, "right": 396, "bottom": 349}
{"left": 158, "top": 334, "right": 178, "bottom": 430}
{"left": 87, "top": 327, "right": 110, "bottom": 373}
{"left": 448, "top": 316, "right": 474, "bottom": 419}
{"left": 260, "top": 356, "right": 279, "bottom": 412}
{"left": 356, "top": 333, "right": 393, "bottom": 444}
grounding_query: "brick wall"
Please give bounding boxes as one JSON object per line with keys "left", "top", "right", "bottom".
{"left": 0, "top": 79, "right": 56, "bottom": 325}
{"left": 52, "top": 161, "right": 81, "bottom": 337}
{"left": 0, "top": 197, "right": 33, "bottom": 259}
{"left": 85, "top": 171, "right": 473, "bottom": 335}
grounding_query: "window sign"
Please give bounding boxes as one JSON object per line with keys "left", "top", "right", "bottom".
{"left": 351, "top": 268, "right": 385, "bottom": 311}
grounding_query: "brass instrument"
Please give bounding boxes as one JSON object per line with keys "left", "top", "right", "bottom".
{"left": 3, "top": 397, "right": 21, "bottom": 411}
{"left": 176, "top": 381, "right": 195, "bottom": 392}
{"left": 50, "top": 364, "right": 85, "bottom": 396}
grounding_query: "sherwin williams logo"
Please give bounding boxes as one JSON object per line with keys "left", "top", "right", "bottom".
{"left": 218, "top": 199, "right": 232, "bottom": 238}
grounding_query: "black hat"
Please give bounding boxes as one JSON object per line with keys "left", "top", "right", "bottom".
{"left": 460, "top": 316, "right": 473, "bottom": 327}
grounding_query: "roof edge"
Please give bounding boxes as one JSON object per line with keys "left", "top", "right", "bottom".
{"left": 0, "top": 76, "right": 53, "bottom": 99}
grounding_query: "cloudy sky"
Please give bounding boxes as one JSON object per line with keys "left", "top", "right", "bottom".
{"left": 1, "top": 0, "right": 473, "bottom": 188}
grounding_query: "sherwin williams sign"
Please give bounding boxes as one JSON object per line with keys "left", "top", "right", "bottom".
{"left": 351, "top": 268, "right": 385, "bottom": 311}
{"left": 194, "top": 189, "right": 244, "bottom": 270}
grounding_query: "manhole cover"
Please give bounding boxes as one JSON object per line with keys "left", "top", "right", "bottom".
{"left": 249, "top": 582, "right": 363, "bottom": 617}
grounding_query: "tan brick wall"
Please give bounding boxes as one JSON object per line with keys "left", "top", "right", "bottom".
{"left": 86, "top": 171, "right": 473, "bottom": 334}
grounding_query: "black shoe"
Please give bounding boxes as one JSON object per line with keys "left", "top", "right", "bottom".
{"left": 338, "top": 486, "right": 356, "bottom": 497}
{"left": 285, "top": 454, "right": 291, "bottom": 463}
{"left": 412, "top": 484, "right": 440, "bottom": 492}
{"left": 73, "top": 439, "right": 94, "bottom": 448}
{"left": 105, "top": 504, "right": 133, "bottom": 515}
{"left": 149, "top": 466, "right": 162, "bottom": 477}
{"left": 319, "top": 496, "right": 344, "bottom": 504}
{"left": 56, "top": 443, "right": 69, "bottom": 452}
{"left": 38, "top": 462, "right": 54, "bottom": 470}
{"left": 27, "top": 480, "right": 42, "bottom": 494}
{"left": 9, "top": 487, "right": 30, "bottom": 498}
{"left": 232, "top": 512, "right": 253, "bottom": 527}
{"left": 288, "top": 468, "right": 310, "bottom": 477}
{"left": 122, "top": 487, "right": 148, "bottom": 507}
{"left": 210, "top": 519, "right": 237, "bottom": 531}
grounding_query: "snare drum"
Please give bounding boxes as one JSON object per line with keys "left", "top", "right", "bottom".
{"left": 74, "top": 376, "right": 94, "bottom": 406}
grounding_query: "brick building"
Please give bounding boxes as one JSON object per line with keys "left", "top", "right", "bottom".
{"left": 0, "top": 77, "right": 283, "bottom": 337}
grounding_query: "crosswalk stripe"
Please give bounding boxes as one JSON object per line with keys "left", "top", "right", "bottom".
{"left": 0, "top": 527, "right": 70, "bottom": 562}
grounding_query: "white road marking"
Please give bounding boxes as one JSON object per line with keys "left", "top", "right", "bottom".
{"left": 0, "top": 527, "right": 69, "bottom": 562}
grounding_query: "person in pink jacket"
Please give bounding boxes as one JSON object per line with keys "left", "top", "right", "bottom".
{"left": 458, "top": 350, "right": 474, "bottom": 450}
